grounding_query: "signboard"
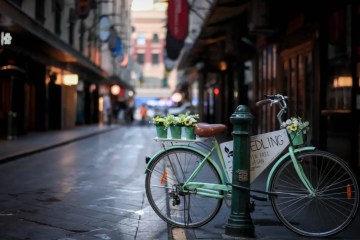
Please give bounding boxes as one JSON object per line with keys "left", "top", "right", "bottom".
{"left": 167, "top": 0, "right": 189, "bottom": 40}
{"left": 108, "top": 27, "right": 118, "bottom": 52}
{"left": 99, "top": 16, "right": 111, "bottom": 42}
{"left": 111, "top": 38, "right": 122, "bottom": 57}
{"left": 220, "top": 129, "right": 290, "bottom": 183}
{"left": 1, "top": 32, "right": 12, "bottom": 46}
{"left": 76, "top": 0, "right": 91, "bottom": 19}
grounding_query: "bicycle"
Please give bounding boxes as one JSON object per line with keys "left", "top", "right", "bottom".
{"left": 144, "top": 94, "right": 359, "bottom": 237}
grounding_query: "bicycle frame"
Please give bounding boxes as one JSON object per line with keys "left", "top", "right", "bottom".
{"left": 144, "top": 138, "right": 317, "bottom": 200}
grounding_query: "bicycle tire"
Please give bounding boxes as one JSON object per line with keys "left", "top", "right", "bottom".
{"left": 269, "top": 150, "right": 359, "bottom": 237}
{"left": 145, "top": 148, "right": 223, "bottom": 228}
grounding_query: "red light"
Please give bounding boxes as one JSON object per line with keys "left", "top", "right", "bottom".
{"left": 214, "top": 88, "right": 219, "bottom": 95}
{"left": 8, "top": 59, "right": 15, "bottom": 64}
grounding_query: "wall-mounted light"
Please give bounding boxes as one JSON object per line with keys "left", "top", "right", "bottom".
{"left": 171, "top": 93, "right": 182, "bottom": 103}
{"left": 111, "top": 85, "right": 121, "bottom": 95}
{"left": 219, "top": 61, "right": 227, "bottom": 71}
{"left": 99, "top": 97, "right": 103, "bottom": 112}
{"left": 333, "top": 77, "right": 360, "bottom": 88}
{"left": 63, "top": 74, "right": 79, "bottom": 86}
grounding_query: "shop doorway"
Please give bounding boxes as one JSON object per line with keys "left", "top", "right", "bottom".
{"left": 281, "top": 42, "right": 314, "bottom": 144}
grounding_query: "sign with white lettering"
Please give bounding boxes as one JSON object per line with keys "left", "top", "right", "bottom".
{"left": 1, "top": 32, "right": 12, "bottom": 46}
{"left": 220, "top": 129, "right": 290, "bottom": 183}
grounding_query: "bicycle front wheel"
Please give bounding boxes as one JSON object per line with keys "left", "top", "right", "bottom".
{"left": 145, "top": 148, "right": 223, "bottom": 228}
{"left": 270, "top": 150, "right": 359, "bottom": 237}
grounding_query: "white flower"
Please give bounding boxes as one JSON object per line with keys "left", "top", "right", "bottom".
{"left": 286, "top": 119, "right": 291, "bottom": 125}
{"left": 281, "top": 122, "right": 286, "bottom": 128}
{"left": 305, "top": 121, "right": 309, "bottom": 126}
{"left": 293, "top": 121, "right": 299, "bottom": 126}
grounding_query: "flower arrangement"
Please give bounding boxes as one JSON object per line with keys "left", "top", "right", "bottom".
{"left": 281, "top": 117, "right": 309, "bottom": 136}
{"left": 164, "top": 114, "right": 180, "bottom": 128}
{"left": 184, "top": 113, "right": 199, "bottom": 127}
{"left": 151, "top": 116, "right": 168, "bottom": 138}
{"left": 150, "top": 116, "right": 166, "bottom": 126}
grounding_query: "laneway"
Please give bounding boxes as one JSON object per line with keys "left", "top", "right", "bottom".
{"left": 0, "top": 125, "right": 168, "bottom": 240}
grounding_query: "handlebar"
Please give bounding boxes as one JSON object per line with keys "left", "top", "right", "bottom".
{"left": 255, "top": 94, "right": 288, "bottom": 126}
{"left": 255, "top": 99, "right": 271, "bottom": 107}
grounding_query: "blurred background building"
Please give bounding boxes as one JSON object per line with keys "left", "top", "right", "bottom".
{"left": 130, "top": 0, "right": 177, "bottom": 118}
{"left": 0, "top": 0, "right": 134, "bottom": 137}
{"left": 175, "top": 0, "right": 360, "bottom": 173}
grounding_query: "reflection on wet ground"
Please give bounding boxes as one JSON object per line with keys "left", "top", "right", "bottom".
{"left": 0, "top": 126, "right": 169, "bottom": 240}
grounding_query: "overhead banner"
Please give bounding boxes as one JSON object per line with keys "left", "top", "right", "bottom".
{"left": 108, "top": 26, "right": 118, "bottom": 52}
{"left": 111, "top": 38, "right": 123, "bottom": 57}
{"left": 76, "top": 0, "right": 91, "bottom": 19}
{"left": 164, "top": 48, "right": 175, "bottom": 71}
{"left": 167, "top": 0, "right": 189, "bottom": 41}
{"left": 165, "top": 31, "right": 184, "bottom": 60}
{"left": 220, "top": 130, "right": 290, "bottom": 183}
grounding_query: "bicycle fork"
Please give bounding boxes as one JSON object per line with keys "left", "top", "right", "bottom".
{"left": 288, "top": 146, "right": 316, "bottom": 196}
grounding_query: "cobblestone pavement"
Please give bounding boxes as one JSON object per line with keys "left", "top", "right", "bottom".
{"left": 0, "top": 125, "right": 169, "bottom": 240}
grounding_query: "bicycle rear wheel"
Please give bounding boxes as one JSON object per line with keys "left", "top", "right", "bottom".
{"left": 270, "top": 150, "right": 359, "bottom": 237}
{"left": 145, "top": 148, "right": 223, "bottom": 228}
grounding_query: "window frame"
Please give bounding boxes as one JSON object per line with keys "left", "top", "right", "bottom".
{"left": 152, "top": 53, "right": 159, "bottom": 65}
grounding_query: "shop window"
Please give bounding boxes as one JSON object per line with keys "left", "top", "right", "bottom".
{"left": 137, "top": 33, "right": 146, "bottom": 45}
{"left": 152, "top": 53, "right": 159, "bottom": 65}
{"left": 35, "top": 0, "right": 46, "bottom": 24}
{"left": 153, "top": 34, "right": 159, "bottom": 44}
{"left": 137, "top": 53, "right": 144, "bottom": 64}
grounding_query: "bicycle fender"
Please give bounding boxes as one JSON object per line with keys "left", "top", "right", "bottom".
{"left": 144, "top": 145, "right": 226, "bottom": 184}
{"left": 266, "top": 146, "right": 316, "bottom": 200}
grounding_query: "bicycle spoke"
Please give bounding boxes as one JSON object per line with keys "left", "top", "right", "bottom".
{"left": 146, "top": 149, "right": 223, "bottom": 228}
{"left": 271, "top": 151, "right": 359, "bottom": 237}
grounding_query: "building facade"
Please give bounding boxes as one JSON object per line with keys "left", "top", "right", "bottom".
{"left": 0, "top": 0, "right": 133, "bottom": 137}
{"left": 178, "top": 0, "right": 360, "bottom": 173}
{"left": 131, "top": 0, "right": 176, "bottom": 99}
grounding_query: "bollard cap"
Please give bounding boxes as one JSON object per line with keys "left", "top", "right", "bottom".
{"left": 230, "top": 105, "right": 254, "bottom": 124}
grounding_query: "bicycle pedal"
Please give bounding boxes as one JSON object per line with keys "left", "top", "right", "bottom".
{"left": 250, "top": 195, "right": 267, "bottom": 201}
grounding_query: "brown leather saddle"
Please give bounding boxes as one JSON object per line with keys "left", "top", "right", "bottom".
{"left": 195, "top": 123, "right": 227, "bottom": 137}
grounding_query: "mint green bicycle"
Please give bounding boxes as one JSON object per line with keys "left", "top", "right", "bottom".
{"left": 144, "top": 94, "right": 359, "bottom": 237}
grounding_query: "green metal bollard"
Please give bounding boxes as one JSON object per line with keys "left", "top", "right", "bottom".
{"left": 224, "top": 105, "right": 255, "bottom": 238}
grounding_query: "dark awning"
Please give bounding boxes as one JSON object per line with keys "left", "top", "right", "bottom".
{"left": 178, "top": 0, "right": 249, "bottom": 70}
{"left": 102, "top": 75, "right": 135, "bottom": 92}
{"left": 0, "top": 0, "right": 106, "bottom": 80}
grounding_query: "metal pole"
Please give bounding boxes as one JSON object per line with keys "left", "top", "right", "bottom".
{"left": 224, "top": 105, "right": 255, "bottom": 238}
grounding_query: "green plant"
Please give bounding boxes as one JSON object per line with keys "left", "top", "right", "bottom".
{"left": 150, "top": 116, "right": 166, "bottom": 126}
{"left": 164, "top": 114, "right": 180, "bottom": 128}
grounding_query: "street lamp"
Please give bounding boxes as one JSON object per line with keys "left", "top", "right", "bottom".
{"left": 111, "top": 85, "right": 120, "bottom": 95}
{"left": 171, "top": 93, "right": 182, "bottom": 103}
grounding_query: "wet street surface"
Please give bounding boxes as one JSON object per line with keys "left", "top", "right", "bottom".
{"left": 0, "top": 125, "right": 169, "bottom": 240}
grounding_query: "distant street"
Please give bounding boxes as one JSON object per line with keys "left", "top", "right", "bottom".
{"left": 0, "top": 125, "right": 168, "bottom": 240}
